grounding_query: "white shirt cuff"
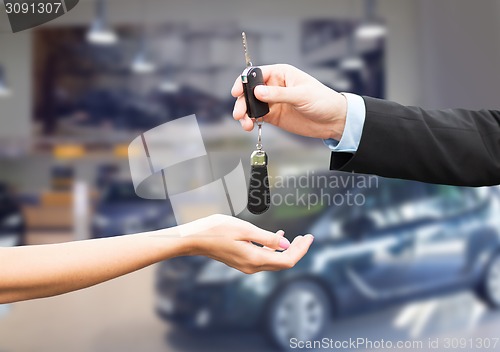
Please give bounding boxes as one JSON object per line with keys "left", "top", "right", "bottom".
{"left": 323, "top": 93, "right": 366, "bottom": 153}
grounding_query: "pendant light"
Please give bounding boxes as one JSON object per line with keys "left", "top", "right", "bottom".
{"left": 355, "top": 0, "right": 386, "bottom": 40}
{"left": 86, "top": 0, "right": 118, "bottom": 45}
{"left": 340, "top": 30, "right": 364, "bottom": 71}
{"left": 131, "top": 1, "right": 156, "bottom": 74}
{"left": 131, "top": 36, "right": 156, "bottom": 74}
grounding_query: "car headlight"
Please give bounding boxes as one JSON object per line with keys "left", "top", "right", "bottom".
{"left": 196, "top": 260, "right": 245, "bottom": 284}
{"left": 93, "top": 215, "right": 110, "bottom": 227}
{"left": 2, "top": 214, "right": 21, "bottom": 227}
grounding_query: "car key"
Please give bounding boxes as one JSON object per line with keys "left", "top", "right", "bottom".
{"left": 241, "top": 32, "right": 270, "bottom": 215}
{"left": 241, "top": 32, "right": 270, "bottom": 119}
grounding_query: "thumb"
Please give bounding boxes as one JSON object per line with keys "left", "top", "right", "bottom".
{"left": 254, "top": 85, "right": 304, "bottom": 105}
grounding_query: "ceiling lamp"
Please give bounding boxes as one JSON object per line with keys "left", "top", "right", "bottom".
{"left": 159, "top": 80, "right": 180, "bottom": 93}
{"left": 131, "top": 52, "right": 156, "bottom": 74}
{"left": 339, "top": 56, "right": 364, "bottom": 71}
{"left": 340, "top": 31, "right": 364, "bottom": 71}
{"left": 131, "top": 35, "right": 156, "bottom": 74}
{"left": 355, "top": 0, "right": 387, "bottom": 40}
{"left": 86, "top": 0, "right": 117, "bottom": 45}
{"left": 356, "top": 22, "right": 386, "bottom": 40}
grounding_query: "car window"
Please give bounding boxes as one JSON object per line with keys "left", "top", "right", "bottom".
{"left": 424, "top": 184, "right": 482, "bottom": 216}
{"left": 386, "top": 179, "right": 429, "bottom": 207}
{"left": 331, "top": 179, "right": 391, "bottom": 238}
{"left": 353, "top": 179, "right": 435, "bottom": 231}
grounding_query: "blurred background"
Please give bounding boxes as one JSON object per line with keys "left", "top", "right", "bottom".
{"left": 1, "top": 0, "right": 500, "bottom": 351}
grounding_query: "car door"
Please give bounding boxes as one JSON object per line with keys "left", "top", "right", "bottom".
{"left": 313, "top": 179, "right": 431, "bottom": 305}
{"left": 341, "top": 180, "right": 439, "bottom": 299}
{"left": 408, "top": 185, "right": 488, "bottom": 288}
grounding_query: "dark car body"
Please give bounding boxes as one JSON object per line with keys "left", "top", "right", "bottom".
{"left": 92, "top": 180, "right": 175, "bottom": 238}
{"left": 155, "top": 173, "right": 500, "bottom": 338}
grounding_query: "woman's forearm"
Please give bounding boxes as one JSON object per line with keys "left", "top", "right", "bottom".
{"left": 0, "top": 214, "right": 313, "bottom": 304}
{"left": 0, "top": 227, "right": 191, "bottom": 303}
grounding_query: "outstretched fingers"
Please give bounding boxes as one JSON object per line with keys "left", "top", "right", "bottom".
{"left": 243, "top": 234, "right": 314, "bottom": 273}
{"left": 271, "top": 234, "right": 314, "bottom": 270}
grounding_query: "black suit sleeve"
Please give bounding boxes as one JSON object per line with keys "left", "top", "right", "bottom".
{"left": 330, "top": 96, "right": 500, "bottom": 186}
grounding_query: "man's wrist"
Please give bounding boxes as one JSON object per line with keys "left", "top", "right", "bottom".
{"left": 323, "top": 93, "right": 366, "bottom": 153}
{"left": 328, "top": 93, "right": 348, "bottom": 140}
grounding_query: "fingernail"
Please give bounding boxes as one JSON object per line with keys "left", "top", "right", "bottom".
{"left": 276, "top": 230, "right": 285, "bottom": 236}
{"left": 305, "top": 234, "right": 315, "bottom": 241}
{"left": 255, "top": 85, "right": 268, "bottom": 97}
{"left": 279, "top": 237, "right": 290, "bottom": 250}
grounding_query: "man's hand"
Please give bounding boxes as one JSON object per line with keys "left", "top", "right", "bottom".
{"left": 181, "top": 214, "right": 314, "bottom": 274}
{"left": 231, "top": 64, "right": 347, "bottom": 140}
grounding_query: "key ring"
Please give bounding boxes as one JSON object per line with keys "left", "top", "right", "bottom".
{"left": 256, "top": 117, "right": 264, "bottom": 150}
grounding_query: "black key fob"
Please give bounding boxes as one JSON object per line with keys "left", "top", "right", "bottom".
{"left": 241, "top": 67, "right": 270, "bottom": 119}
{"left": 241, "top": 33, "right": 271, "bottom": 215}
{"left": 247, "top": 150, "right": 270, "bottom": 214}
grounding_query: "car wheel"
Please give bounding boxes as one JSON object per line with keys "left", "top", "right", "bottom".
{"left": 265, "top": 281, "right": 331, "bottom": 350}
{"left": 477, "top": 252, "right": 500, "bottom": 308}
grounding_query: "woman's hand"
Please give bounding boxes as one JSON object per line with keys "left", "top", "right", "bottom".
{"left": 180, "top": 214, "right": 314, "bottom": 274}
{"left": 231, "top": 64, "right": 347, "bottom": 140}
{"left": 0, "top": 214, "right": 313, "bottom": 303}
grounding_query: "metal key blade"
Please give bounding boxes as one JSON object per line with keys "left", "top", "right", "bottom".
{"left": 242, "top": 32, "right": 252, "bottom": 67}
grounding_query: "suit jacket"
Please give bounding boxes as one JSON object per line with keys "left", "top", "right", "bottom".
{"left": 330, "top": 96, "right": 500, "bottom": 187}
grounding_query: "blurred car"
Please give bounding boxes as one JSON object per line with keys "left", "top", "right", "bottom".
{"left": 0, "top": 183, "right": 26, "bottom": 247}
{"left": 92, "top": 180, "right": 175, "bottom": 238}
{"left": 155, "top": 173, "right": 500, "bottom": 350}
